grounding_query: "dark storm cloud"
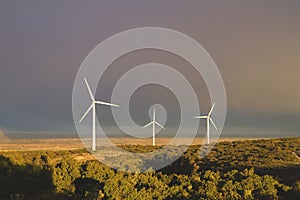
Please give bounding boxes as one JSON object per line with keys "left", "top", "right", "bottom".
{"left": 0, "top": 1, "right": 299, "bottom": 137}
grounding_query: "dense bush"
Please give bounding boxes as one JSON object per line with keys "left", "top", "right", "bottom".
{"left": 0, "top": 137, "right": 299, "bottom": 199}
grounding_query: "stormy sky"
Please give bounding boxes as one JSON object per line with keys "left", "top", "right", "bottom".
{"left": 0, "top": 1, "right": 299, "bottom": 138}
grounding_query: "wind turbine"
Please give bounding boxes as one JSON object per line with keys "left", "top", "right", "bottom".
{"left": 143, "top": 108, "right": 165, "bottom": 146}
{"left": 194, "top": 103, "right": 218, "bottom": 144}
{"left": 79, "top": 78, "right": 119, "bottom": 151}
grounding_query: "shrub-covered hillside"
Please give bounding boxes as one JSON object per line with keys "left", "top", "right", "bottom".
{"left": 0, "top": 137, "right": 299, "bottom": 199}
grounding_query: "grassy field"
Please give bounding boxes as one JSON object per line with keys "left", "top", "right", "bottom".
{"left": 0, "top": 137, "right": 299, "bottom": 199}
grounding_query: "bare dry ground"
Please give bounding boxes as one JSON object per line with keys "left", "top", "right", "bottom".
{"left": 0, "top": 137, "right": 263, "bottom": 151}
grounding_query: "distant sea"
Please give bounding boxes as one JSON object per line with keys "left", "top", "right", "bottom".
{"left": 3, "top": 126, "right": 298, "bottom": 139}
{"left": 3, "top": 132, "right": 289, "bottom": 139}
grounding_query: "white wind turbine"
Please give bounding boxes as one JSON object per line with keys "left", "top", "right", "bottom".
{"left": 143, "top": 108, "right": 165, "bottom": 146}
{"left": 79, "top": 78, "right": 119, "bottom": 151}
{"left": 194, "top": 103, "right": 218, "bottom": 144}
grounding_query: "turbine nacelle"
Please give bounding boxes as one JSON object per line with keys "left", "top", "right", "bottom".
{"left": 94, "top": 100, "right": 119, "bottom": 107}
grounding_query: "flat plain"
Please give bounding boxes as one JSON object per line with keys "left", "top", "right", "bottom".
{"left": 0, "top": 137, "right": 263, "bottom": 151}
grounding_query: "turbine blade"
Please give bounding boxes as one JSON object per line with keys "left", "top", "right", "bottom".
{"left": 79, "top": 104, "right": 93, "bottom": 122}
{"left": 194, "top": 116, "right": 208, "bottom": 119}
{"left": 155, "top": 121, "right": 165, "bottom": 129}
{"left": 84, "top": 78, "right": 95, "bottom": 101}
{"left": 95, "top": 101, "right": 119, "bottom": 107}
{"left": 143, "top": 121, "right": 153, "bottom": 128}
{"left": 208, "top": 103, "right": 216, "bottom": 116}
{"left": 210, "top": 118, "right": 218, "bottom": 130}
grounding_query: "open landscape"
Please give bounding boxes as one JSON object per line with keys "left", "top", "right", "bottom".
{"left": 0, "top": 137, "right": 299, "bottom": 199}
{"left": 1, "top": 1, "right": 300, "bottom": 200}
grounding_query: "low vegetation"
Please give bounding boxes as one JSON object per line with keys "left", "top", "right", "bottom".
{"left": 0, "top": 137, "right": 299, "bottom": 199}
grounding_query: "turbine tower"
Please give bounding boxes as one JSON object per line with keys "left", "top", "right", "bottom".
{"left": 79, "top": 78, "right": 119, "bottom": 151}
{"left": 143, "top": 108, "right": 165, "bottom": 146}
{"left": 194, "top": 103, "right": 218, "bottom": 144}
